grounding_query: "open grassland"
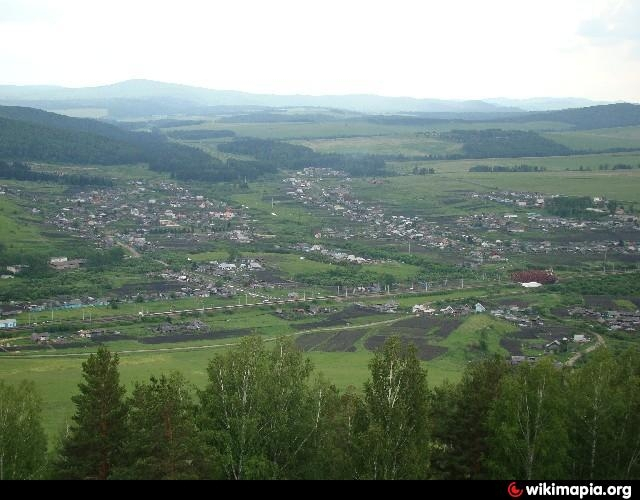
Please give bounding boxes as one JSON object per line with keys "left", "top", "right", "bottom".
{"left": 178, "top": 118, "right": 573, "bottom": 140}
{"left": 291, "top": 135, "right": 464, "bottom": 156}
{"left": 390, "top": 152, "right": 640, "bottom": 175}
{"left": 353, "top": 162, "right": 640, "bottom": 208}
{"left": 0, "top": 308, "right": 514, "bottom": 442}
{"left": 544, "top": 126, "right": 640, "bottom": 151}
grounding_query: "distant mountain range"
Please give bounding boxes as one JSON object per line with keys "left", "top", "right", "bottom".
{"left": 0, "top": 79, "right": 616, "bottom": 117}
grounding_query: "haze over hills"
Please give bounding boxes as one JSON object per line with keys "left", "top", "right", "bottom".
{"left": 484, "top": 97, "right": 611, "bottom": 112}
{"left": 0, "top": 79, "right": 614, "bottom": 117}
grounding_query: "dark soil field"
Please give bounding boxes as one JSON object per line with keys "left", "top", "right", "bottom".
{"left": 392, "top": 316, "right": 462, "bottom": 338}
{"left": 627, "top": 296, "right": 640, "bottom": 308}
{"left": 293, "top": 306, "right": 388, "bottom": 330}
{"left": 584, "top": 295, "right": 616, "bottom": 309}
{"left": 364, "top": 334, "right": 448, "bottom": 360}
{"left": 295, "top": 333, "right": 332, "bottom": 351}
{"left": 500, "top": 338, "right": 523, "bottom": 355}
{"left": 140, "top": 327, "right": 251, "bottom": 344}
{"left": 323, "top": 330, "right": 366, "bottom": 352}
{"left": 295, "top": 330, "right": 366, "bottom": 352}
{"left": 114, "top": 281, "right": 185, "bottom": 295}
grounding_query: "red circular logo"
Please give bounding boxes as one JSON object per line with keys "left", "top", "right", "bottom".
{"left": 508, "top": 482, "right": 523, "bottom": 498}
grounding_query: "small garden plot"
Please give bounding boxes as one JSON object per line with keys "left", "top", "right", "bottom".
{"left": 498, "top": 299, "right": 531, "bottom": 308}
{"left": 551, "top": 307, "right": 571, "bottom": 318}
{"left": 296, "top": 330, "right": 366, "bottom": 353}
{"left": 584, "top": 295, "right": 616, "bottom": 310}
{"left": 114, "top": 281, "right": 185, "bottom": 295}
{"left": 392, "top": 316, "right": 462, "bottom": 338}
{"left": 140, "top": 327, "right": 252, "bottom": 344}
{"left": 295, "top": 333, "right": 332, "bottom": 351}
{"left": 293, "top": 306, "right": 388, "bottom": 329}
{"left": 365, "top": 334, "right": 448, "bottom": 361}
{"left": 323, "top": 330, "right": 366, "bottom": 352}
{"left": 627, "top": 296, "right": 640, "bottom": 308}
{"left": 500, "top": 338, "right": 523, "bottom": 356}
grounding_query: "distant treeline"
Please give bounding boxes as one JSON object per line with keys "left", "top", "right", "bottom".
{"left": 218, "top": 112, "right": 337, "bottom": 123}
{"left": 551, "top": 271, "right": 640, "bottom": 296}
{"left": 113, "top": 119, "right": 206, "bottom": 131}
{"left": 165, "top": 129, "right": 236, "bottom": 140}
{"left": 469, "top": 164, "right": 547, "bottom": 172}
{"left": 0, "top": 160, "right": 113, "bottom": 187}
{"left": 218, "top": 138, "right": 387, "bottom": 177}
{"left": 444, "top": 129, "right": 573, "bottom": 158}
{"left": 544, "top": 196, "right": 623, "bottom": 218}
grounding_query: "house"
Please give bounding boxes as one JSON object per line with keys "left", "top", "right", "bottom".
{"left": 545, "top": 340, "right": 562, "bottom": 352}
{"left": 475, "top": 303, "right": 486, "bottom": 313}
{"left": 218, "top": 263, "right": 237, "bottom": 271}
{"left": 440, "top": 306, "right": 455, "bottom": 315}
{"left": 31, "top": 332, "right": 49, "bottom": 342}
{"left": 0, "top": 318, "right": 17, "bottom": 328}
{"left": 412, "top": 304, "right": 436, "bottom": 315}
{"left": 573, "top": 334, "right": 587, "bottom": 343}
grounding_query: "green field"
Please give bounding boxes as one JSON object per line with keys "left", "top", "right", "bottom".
{"left": 544, "top": 127, "right": 640, "bottom": 151}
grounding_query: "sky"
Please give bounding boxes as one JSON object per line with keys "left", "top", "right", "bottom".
{"left": 0, "top": 0, "right": 639, "bottom": 101}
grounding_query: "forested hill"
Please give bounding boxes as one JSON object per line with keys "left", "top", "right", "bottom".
{"left": 0, "top": 105, "right": 133, "bottom": 141}
{"left": 0, "top": 105, "right": 387, "bottom": 180}
{"left": 0, "top": 105, "right": 238, "bottom": 180}
{"left": 510, "top": 103, "right": 640, "bottom": 130}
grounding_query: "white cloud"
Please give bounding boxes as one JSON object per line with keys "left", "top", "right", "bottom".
{"left": 0, "top": 0, "right": 637, "bottom": 101}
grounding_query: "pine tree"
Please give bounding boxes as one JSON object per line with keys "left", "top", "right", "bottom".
{"left": 53, "top": 346, "right": 128, "bottom": 479}
{"left": 0, "top": 381, "right": 47, "bottom": 479}
{"left": 116, "top": 372, "right": 204, "bottom": 479}
{"left": 430, "top": 355, "right": 508, "bottom": 479}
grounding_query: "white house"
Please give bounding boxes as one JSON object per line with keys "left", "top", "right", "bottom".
{"left": 475, "top": 303, "right": 486, "bottom": 313}
{"left": 0, "top": 318, "right": 17, "bottom": 328}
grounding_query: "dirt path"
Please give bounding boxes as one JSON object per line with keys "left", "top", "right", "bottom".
{"left": 565, "top": 332, "right": 605, "bottom": 367}
{"left": 0, "top": 317, "right": 406, "bottom": 359}
{"left": 116, "top": 241, "right": 141, "bottom": 258}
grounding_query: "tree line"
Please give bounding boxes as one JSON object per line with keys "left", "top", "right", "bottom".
{"left": 217, "top": 138, "right": 387, "bottom": 177}
{"left": 0, "top": 161, "right": 113, "bottom": 187}
{"left": 469, "top": 164, "right": 546, "bottom": 173}
{"left": 3, "top": 338, "right": 639, "bottom": 479}
{"left": 444, "top": 129, "right": 573, "bottom": 158}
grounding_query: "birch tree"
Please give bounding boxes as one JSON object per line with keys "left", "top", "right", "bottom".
{"left": 198, "top": 336, "right": 327, "bottom": 479}
{"left": 489, "top": 359, "right": 569, "bottom": 479}
{"left": 0, "top": 381, "right": 47, "bottom": 480}
{"left": 353, "top": 336, "right": 429, "bottom": 479}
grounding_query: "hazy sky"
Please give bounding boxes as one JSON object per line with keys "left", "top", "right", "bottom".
{"left": 1, "top": 0, "right": 639, "bottom": 101}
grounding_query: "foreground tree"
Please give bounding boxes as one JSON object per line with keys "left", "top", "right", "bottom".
{"left": 0, "top": 381, "right": 47, "bottom": 480}
{"left": 116, "top": 372, "right": 204, "bottom": 479}
{"left": 488, "top": 359, "right": 569, "bottom": 479}
{"left": 53, "top": 347, "right": 128, "bottom": 479}
{"left": 352, "top": 336, "right": 430, "bottom": 479}
{"left": 430, "top": 355, "right": 509, "bottom": 479}
{"left": 198, "top": 336, "right": 327, "bottom": 479}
